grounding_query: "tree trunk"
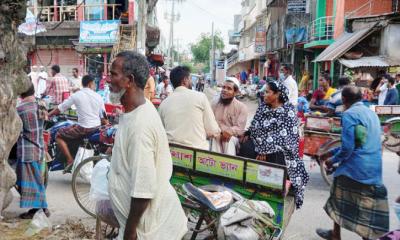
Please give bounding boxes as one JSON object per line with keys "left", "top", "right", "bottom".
{"left": 0, "top": 1, "right": 31, "bottom": 219}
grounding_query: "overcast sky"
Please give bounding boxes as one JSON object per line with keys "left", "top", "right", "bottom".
{"left": 156, "top": 0, "right": 242, "bottom": 52}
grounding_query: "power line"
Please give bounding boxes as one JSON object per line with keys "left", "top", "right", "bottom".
{"left": 188, "top": 0, "right": 234, "bottom": 27}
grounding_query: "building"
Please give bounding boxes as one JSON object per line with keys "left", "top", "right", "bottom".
{"left": 27, "top": 0, "right": 159, "bottom": 81}
{"left": 306, "top": 0, "right": 400, "bottom": 88}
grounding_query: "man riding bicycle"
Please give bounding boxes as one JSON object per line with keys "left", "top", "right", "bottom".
{"left": 49, "top": 75, "right": 107, "bottom": 173}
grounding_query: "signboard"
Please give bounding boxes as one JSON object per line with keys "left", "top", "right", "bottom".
{"left": 287, "top": 0, "right": 307, "bottom": 13}
{"left": 79, "top": 20, "right": 120, "bottom": 44}
{"left": 246, "top": 162, "right": 285, "bottom": 190}
{"left": 306, "top": 117, "right": 331, "bottom": 131}
{"left": 170, "top": 147, "right": 194, "bottom": 169}
{"left": 255, "top": 18, "right": 266, "bottom": 54}
{"left": 195, "top": 152, "right": 244, "bottom": 181}
{"left": 375, "top": 106, "right": 393, "bottom": 115}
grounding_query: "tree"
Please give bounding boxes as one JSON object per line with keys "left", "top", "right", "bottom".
{"left": 190, "top": 32, "right": 224, "bottom": 65}
{"left": 0, "top": 0, "right": 31, "bottom": 216}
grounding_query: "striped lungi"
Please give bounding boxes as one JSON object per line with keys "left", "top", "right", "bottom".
{"left": 324, "top": 176, "right": 389, "bottom": 240}
{"left": 16, "top": 160, "right": 48, "bottom": 209}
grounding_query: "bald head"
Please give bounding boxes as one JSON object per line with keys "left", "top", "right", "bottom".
{"left": 342, "top": 86, "right": 362, "bottom": 108}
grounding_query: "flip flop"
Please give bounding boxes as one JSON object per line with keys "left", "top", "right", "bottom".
{"left": 19, "top": 209, "right": 38, "bottom": 219}
{"left": 316, "top": 228, "right": 334, "bottom": 240}
{"left": 62, "top": 163, "right": 73, "bottom": 174}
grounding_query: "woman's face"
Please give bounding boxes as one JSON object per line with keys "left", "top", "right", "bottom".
{"left": 263, "top": 84, "right": 279, "bottom": 104}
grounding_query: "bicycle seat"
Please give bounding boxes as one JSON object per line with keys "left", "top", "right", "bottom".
{"left": 182, "top": 183, "right": 234, "bottom": 212}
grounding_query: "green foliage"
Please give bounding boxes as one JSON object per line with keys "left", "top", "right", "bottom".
{"left": 190, "top": 32, "right": 225, "bottom": 64}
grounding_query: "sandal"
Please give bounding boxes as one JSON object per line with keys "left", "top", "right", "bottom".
{"left": 316, "top": 228, "right": 334, "bottom": 240}
{"left": 19, "top": 209, "right": 39, "bottom": 219}
{"left": 62, "top": 163, "right": 73, "bottom": 174}
{"left": 43, "top": 208, "right": 51, "bottom": 218}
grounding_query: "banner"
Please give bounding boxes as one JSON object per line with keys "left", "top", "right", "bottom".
{"left": 288, "top": 0, "right": 307, "bottom": 13}
{"left": 79, "top": 20, "right": 120, "bottom": 44}
{"left": 195, "top": 152, "right": 244, "bottom": 181}
{"left": 255, "top": 18, "right": 266, "bottom": 54}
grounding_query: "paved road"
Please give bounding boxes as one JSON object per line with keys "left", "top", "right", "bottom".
{"left": 5, "top": 94, "right": 400, "bottom": 239}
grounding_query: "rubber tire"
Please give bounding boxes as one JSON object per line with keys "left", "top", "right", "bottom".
{"left": 318, "top": 139, "right": 341, "bottom": 186}
{"left": 71, "top": 155, "right": 106, "bottom": 218}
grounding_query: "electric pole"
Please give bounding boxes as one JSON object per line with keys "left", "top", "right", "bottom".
{"left": 211, "top": 22, "right": 216, "bottom": 84}
{"left": 165, "top": 0, "right": 184, "bottom": 68}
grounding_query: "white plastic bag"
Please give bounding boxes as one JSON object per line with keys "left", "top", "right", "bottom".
{"left": 24, "top": 209, "right": 52, "bottom": 237}
{"left": 72, "top": 147, "right": 94, "bottom": 183}
{"left": 90, "top": 159, "right": 110, "bottom": 201}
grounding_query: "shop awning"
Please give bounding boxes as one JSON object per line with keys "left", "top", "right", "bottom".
{"left": 314, "top": 25, "right": 377, "bottom": 62}
{"left": 339, "top": 56, "right": 400, "bottom": 68}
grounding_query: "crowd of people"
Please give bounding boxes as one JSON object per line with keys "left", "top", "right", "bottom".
{"left": 11, "top": 50, "right": 399, "bottom": 240}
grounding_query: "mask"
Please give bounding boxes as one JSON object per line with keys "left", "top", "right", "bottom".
{"left": 279, "top": 73, "right": 285, "bottom": 81}
{"left": 109, "top": 88, "right": 126, "bottom": 104}
{"left": 395, "top": 202, "right": 400, "bottom": 221}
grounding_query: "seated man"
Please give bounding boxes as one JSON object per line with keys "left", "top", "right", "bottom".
{"left": 159, "top": 66, "right": 220, "bottom": 150}
{"left": 211, "top": 78, "right": 248, "bottom": 155}
{"left": 310, "top": 74, "right": 336, "bottom": 112}
{"left": 49, "top": 75, "right": 107, "bottom": 172}
{"left": 156, "top": 75, "right": 173, "bottom": 100}
{"left": 326, "top": 76, "right": 351, "bottom": 117}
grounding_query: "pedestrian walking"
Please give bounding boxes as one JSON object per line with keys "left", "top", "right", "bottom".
{"left": 317, "top": 86, "right": 389, "bottom": 240}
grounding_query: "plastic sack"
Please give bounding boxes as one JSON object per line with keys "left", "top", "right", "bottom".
{"left": 95, "top": 200, "right": 119, "bottom": 227}
{"left": 72, "top": 147, "right": 94, "bottom": 183}
{"left": 90, "top": 159, "right": 110, "bottom": 201}
{"left": 24, "top": 209, "right": 52, "bottom": 237}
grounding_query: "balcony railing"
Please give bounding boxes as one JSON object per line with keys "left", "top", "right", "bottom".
{"left": 307, "top": 16, "right": 335, "bottom": 43}
{"left": 29, "top": 4, "right": 122, "bottom": 22}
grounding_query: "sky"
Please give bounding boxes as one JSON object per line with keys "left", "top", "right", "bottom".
{"left": 155, "top": 0, "right": 242, "bottom": 52}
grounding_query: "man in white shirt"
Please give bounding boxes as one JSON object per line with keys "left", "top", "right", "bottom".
{"left": 48, "top": 75, "right": 106, "bottom": 172}
{"left": 159, "top": 66, "right": 221, "bottom": 150}
{"left": 36, "top": 66, "right": 48, "bottom": 99}
{"left": 108, "top": 51, "right": 187, "bottom": 240}
{"left": 69, "top": 67, "right": 82, "bottom": 92}
{"left": 28, "top": 65, "right": 39, "bottom": 94}
{"left": 375, "top": 75, "right": 389, "bottom": 105}
{"left": 156, "top": 75, "right": 173, "bottom": 100}
{"left": 281, "top": 65, "right": 298, "bottom": 106}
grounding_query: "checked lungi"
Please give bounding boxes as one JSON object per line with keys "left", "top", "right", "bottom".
{"left": 16, "top": 100, "right": 48, "bottom": 209}
{"left": 324, "top": 176, "right": 389, "bottom": 240}
{"left": 16, "top": 160, "right": 48, "bottom": 208}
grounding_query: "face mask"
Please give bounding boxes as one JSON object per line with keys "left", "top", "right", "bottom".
{"left": 279, "top": 73, "right": 285, "bottom": 81}
{"left": 395, "top": 202, "right": 400, "bottom": 221}
{"left": 109, "top": 88, "right": 126, "bottom": 104}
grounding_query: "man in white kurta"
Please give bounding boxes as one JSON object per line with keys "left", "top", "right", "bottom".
{"left": 108, "top": 99, "right": 187, "bottom": 240}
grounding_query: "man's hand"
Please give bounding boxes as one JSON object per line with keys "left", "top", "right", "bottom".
{"left": 325, "top": 158, "right": 334, "bottom": 170}
{"left": 123, "top": 228, "right": 137, "bottom": 240}
{"left": 221, "top": 131, "right": 232, "bottom": 142}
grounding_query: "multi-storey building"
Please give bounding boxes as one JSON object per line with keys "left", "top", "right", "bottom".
{"left": 27, "top": 0, "right": 159, "bottom": 80}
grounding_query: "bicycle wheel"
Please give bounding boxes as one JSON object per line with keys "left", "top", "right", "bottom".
{"left": 317, "top": 139, "right": 341, "bottom": 186}
{"left": 71, "top": 155, "right": 107, "bottom": 218}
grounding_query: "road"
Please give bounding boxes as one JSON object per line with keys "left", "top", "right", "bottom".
{"left": 4, "top": 95, "right": 400, "bottom": 239}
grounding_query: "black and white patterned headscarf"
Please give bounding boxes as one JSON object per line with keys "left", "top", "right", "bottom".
{"left": 266, "top": 80, "right": 289, "bottom": 104}
{"left": 249, "top": 91, "right": 309, "bottom": 208}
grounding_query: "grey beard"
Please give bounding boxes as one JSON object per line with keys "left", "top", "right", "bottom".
{"left": 109, "top": 89, "right": 126, "bottom": 104}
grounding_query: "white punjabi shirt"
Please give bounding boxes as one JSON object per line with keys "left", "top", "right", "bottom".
{"left": 108, "top": 99, "right": 187, "bottom": 240}
{"left": 283, "top": 75, "right": 298, "bottom": 106}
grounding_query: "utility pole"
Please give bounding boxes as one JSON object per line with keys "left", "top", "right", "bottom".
{"left": 211, "top": 22, "right": 215, "bottom": 83}
{"left": 165, "top": 0, "right": 184, "bottom": 68}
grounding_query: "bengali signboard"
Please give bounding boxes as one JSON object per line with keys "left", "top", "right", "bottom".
{"left": 246, "top": 162, "right": 285, "bottom": 190}
{"left": 255, "top": 17, "right": 266, "bottom": 54}
{"left": 170, "top": 146, "right": 194, "bottom": 169}
{"left": 287, "top": 0, "right": 307, "bottom": 13}
{"left": 195, "top": 152, "right": 244, "bottom": 181}
{"left": 305, "top": 117, "right": 331, "bottom": 131}
{"left": 79, "top": 20, "right": 120, "bottom": 44}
